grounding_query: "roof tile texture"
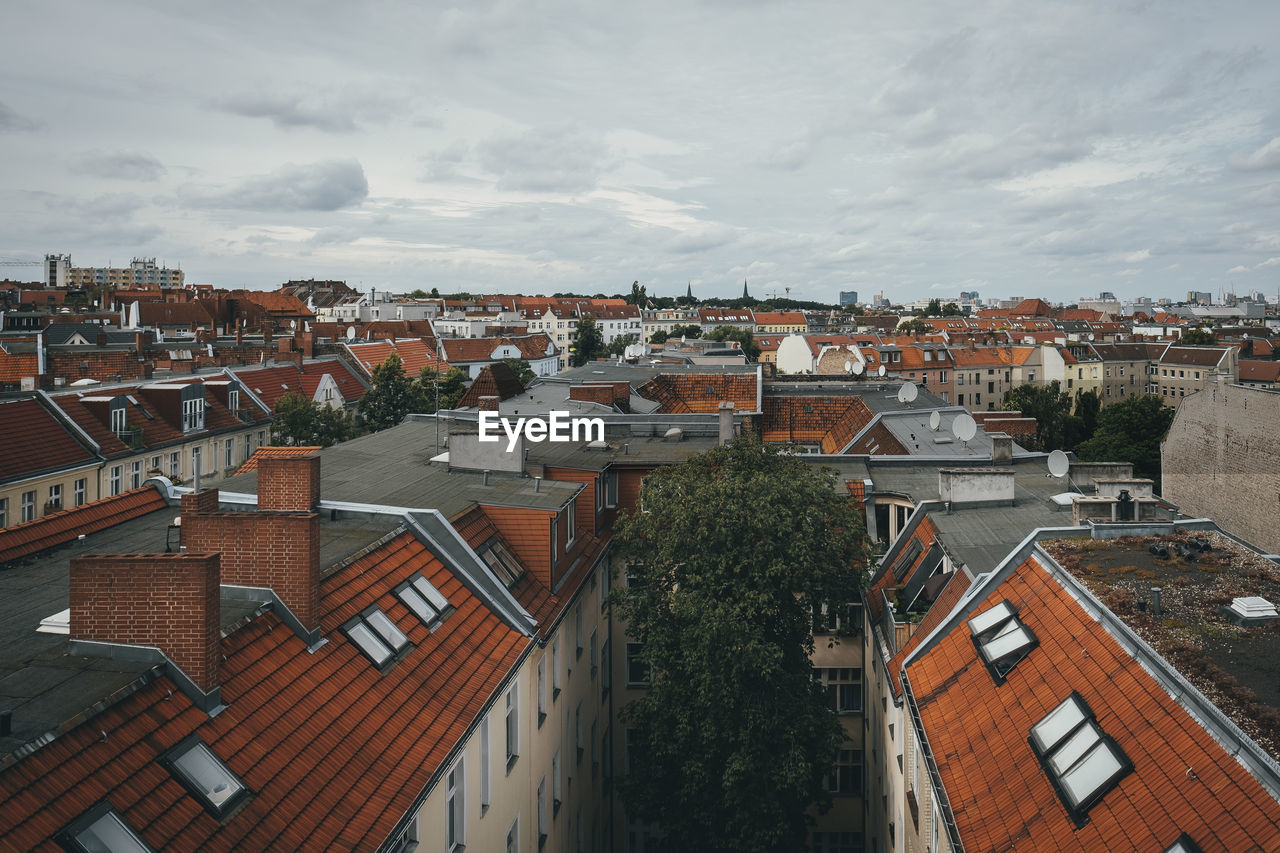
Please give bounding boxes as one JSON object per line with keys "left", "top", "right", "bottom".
{"left": 907, "top": 554, "right": 1280, "bottom": 852}
{"left": 0, "top": 397, "right": 98, "bottom": 484}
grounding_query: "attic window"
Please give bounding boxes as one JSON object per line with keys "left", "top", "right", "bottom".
{"left": 343, "top": 606, "right": 412, "bottom": 669}
{"left": 480, "top": 538, "right": 526, "bottom": 587}
{"left": 967, "top": 600, "right": 1037, "bottom": 683}
{"left": 58, "top": 803, "right": 155, "bottom": 853}
{"left": 1029, "top": 692, "right": 1132, "bottom": 825}
{"left": 161, "top": 735, "right": 248, "bottom": 817}
{"left": 395, "top": 573, "right": 453, "bottom": 630}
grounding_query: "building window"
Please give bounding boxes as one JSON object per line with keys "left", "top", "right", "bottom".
{"left": 605, "top": 470, "right": 618, "bottom": 507}
{"left": 130, "top": 460, "right": 142, "bottom": 489}
{"left": 225, "top": 439, "right": 234, "bottom": 469}
{"left": 480, "top": 538, "right": 525, "bottom": 587}
{"left": 601, "top": 638, "right": 611, "bottom": 700}
{"left": 258, "top": 429, "right": 266, "bottom": 447}
{"left": 565, "top": 501, "right": 576, "bottom": 547}
{"left": 161, "top": 735, "right": 248, "bottom": 817}
{"left": 816, "top": 667, "right": 862, "bottom": 713}
{"left": 506, "top": 680, "right": 520, "bottom": 771}
{"left": 21, "top": 490, "right": 36, "bottom": 523}
{"left": 538, "top": 657, "right": 548, "bottom": 726}
{"left": 0, "top": 498, "right": 7, "bottom": 527}
{"left": 58, "top": 803, "right": 154, "bottom": 853}
{"left": 506, "top": 818, "right": 519, "bottom": 853}
{"left": 537, "top": 778, "right": 549, "bottom": 848}
{"left": 46, "top": 484, "right": 63, "bottom": 512}
{"left": 74, "top": 478, "right": 87, "bottom": 507}
{"left": 228, "top": 388, "right": 239, "bottom": 412}
{"left": 109, "top": 466, "right": 122, "bottom": 497}
{"left": 182, "top": 397, "right": 205, "bottom": 432}
{"left": 589, "top": 629, "right": 598, "bottom": 680}
{"left": 191, "top": 447, "right": 203, "bottom": 480}
{"left": 575, "top": 604, "right": 583, "bottom": 659}
{"left": 169, "top": 452, "right": 181, "bottom": 479}
{"left": 968, "top": 600, "right": 1037, "bottom": 684}
{"left": 342, "top": 607, "right": 411, "bottom": 670}
{"left": 575, "top": 702, "right": 585, "bottom": 762}
{"left": 552, "top": 749, "right": 563, "bottom": 813}
{"left": 447, "top": 758, "right": 465, "bottom": 851}
{"left": 394, "top": 573, "right": 452, "bottom": 631}
{"left": 626, "top": 643, "right": 649, "bottom": 687}
{"left": 552, "top": 635, "right": 563, "bottom": 699}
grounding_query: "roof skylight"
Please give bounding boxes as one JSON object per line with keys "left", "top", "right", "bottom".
{"left": 344, "top": 607, "right": 412, "bottom": 668}
{"left": 162, "top": 735, "right": 248, "bottom": 817}
{"left": 968, "top": 600, "right": 1037, "bottom": 683}
{"left": 59, "top": 803, "right": 154, "bottom": 853}
{"left": 1029, "top": 692, "right": 1132, "bottom": 824}
{"left": 396, "top": 573, "right": 453, "bottom": 630}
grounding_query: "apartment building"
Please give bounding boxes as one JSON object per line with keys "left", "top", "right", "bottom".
{"left": 1153, "top": 346, "right": 1238, "bottom": 404}
{"left": 753, "top": 311, "right": 808, "bottom": 334}
{"left": 60, "top": 256, "right": 185, "bottom": 289}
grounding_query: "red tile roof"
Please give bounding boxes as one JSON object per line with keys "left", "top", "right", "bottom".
{"left": 1238, "top": 360, "right": 1280, "bottom": 383}
{"left": 636, "top": 373, "right": 759, "bottom": 414}
{"left": 753, "top": 311, "right": 807, "bottom": 327}
{"left": 237, "top": 446, "right": 323, "bottom": 475}
{"left": 906, "top": 554, "right": 1280, "bottom": 851}
{"left": 456, "top": 363, "right": 527, "bottom": 409}
{"left": 440, "top": 334, "right": 557, "bottom": 364}
{"left": 233, "top": 361, "right": 366, "bottom": 410}
{"left": 760, "top": 396, "right": 876, "bottom": 453}
{"left": 0, "top": 486, "right": 167, "bottom": 564}
{"left": 0, "top": 530, "right": 529, "bottom": 851}
{"left": 885, "top": 570, "right": 971, "bottom": 698}
{"left": 344, "top": 339, "right": 449, "bottom": 378}
{"left": 0, "top": 397, "right": 99, "bottom": 484}
{"left": 0, "top": 346, "right": 39, "bottom": 385}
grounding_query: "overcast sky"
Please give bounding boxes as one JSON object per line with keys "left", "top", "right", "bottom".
{"left": 3, "top": 0, "right": 1280, "bottom": 304}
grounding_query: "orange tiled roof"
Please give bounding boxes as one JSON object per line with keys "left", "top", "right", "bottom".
{"left": 0, "top": 530, "right": 529, "bottom": 851}
{"left": 1238, "top": 360, "right": 1280, "bottom": 383}
{"left": 0, "top": 397, "right": 99, "bottom": 484}
{"left": 760, "top": 396, "right": 876, "bottom": 453}
{"left": 906, "top": 554, "right": 1280, "bottom": 851}
{"left": 441, "top": 334, "right": 557, "bottom": 364}
{"left": 635, "top": 373, "right": 758, "bottom": 414}
{"left": 0, "top": 486, "right": 166, "bottom": 564}
{"left": 885, "top": 570, "right": 971, "bottom": 698}
{"left": 0, "top": 347, "right": 39, "bottom": 384}
{"left": 237, "top": 445, "right": 322, "bottom": 475}
{"left": 866, "top": 516, "right": 939, "bottom": 623}
{"left": 753, "top": 311, "right": 807, "bottom": 326}
{"left": 345, "top": 338, "right": 449, "bottom": 378}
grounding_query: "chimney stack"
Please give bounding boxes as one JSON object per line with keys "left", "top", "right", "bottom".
{"left": 718, "top": 401, "right": 735, "bottom": 445}
{"left": 182, "top": 454, "right": 322, "bottom": 638}
{"left": 69, "top": 553, "right": 222, "bottom": 697}
{"left": 990, "top": 433, "right": 1013, "bottom": 465}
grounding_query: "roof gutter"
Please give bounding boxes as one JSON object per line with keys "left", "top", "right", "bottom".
{"left": 901, "top": 668, "right": 966, "bottom": 853}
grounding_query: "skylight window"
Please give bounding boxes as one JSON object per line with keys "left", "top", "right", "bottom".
{"left": 479, "top": 539, "right": 526, "bottom": 587}
{"left": 59, "top": 803, "right": 154, "bottom": 853}
{"left": 343, "top": 606, "right": 412, "bottom": 668}
{"left": 1029, "top": 692, "right": 1132, "bottom": 824}
{"left": 161, "top": 735, "right": 248, "bottom": 817}
{"left": 968, "top": 600, "right": 1037, "bottom": 683}
{"left": 395, "top": 573, "right": 452, "bottom": 630}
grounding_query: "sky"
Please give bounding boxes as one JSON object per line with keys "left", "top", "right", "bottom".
{"left": 3, "top": 0, "right": 1280, "bottom": 305}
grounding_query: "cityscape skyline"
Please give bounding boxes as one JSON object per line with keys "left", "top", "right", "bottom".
{"left": 4, "top": 2, "right": 1280, "bottom": 304}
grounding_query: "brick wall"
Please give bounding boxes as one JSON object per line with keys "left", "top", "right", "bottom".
{"left": 69, "top": 553, "right": 221, "bottom": 692}
{"left": 257, "top": 454, "right": 320, "bottom": 512}
{"left": 545, "top": 467, "right": 598, "bottom": 538}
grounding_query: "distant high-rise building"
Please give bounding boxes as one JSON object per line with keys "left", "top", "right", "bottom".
{"left": 1187, "top": 290, "right": 1212, "bottom": 305}
{"left": 839, "top": 290, "right": 858, "bottom": 306}
{"left": 959, "top": 290, "right": 980, "bottom": 305}
{"left": 44, "top": 253, "right": 70, "bottom": 288}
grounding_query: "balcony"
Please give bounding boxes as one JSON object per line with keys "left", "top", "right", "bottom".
{"left": 113, "top": 426, "right": 144, "bottom": 450}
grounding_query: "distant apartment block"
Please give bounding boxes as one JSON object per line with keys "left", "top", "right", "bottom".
{"left": 47, "top": 254, "right": 184, "bottom": 289}
{"left": 839, "top": 290, "right": 859, "bottom": 306}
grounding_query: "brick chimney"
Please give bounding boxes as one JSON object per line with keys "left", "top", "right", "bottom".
{"left": 69, "top": 553, "right": 222, "bottom": 695}
{"left": 182, "top": 455, "right": 322, "bottom": 637}
{"left": 297, "top": 330, "right": 314, "bottom": 358}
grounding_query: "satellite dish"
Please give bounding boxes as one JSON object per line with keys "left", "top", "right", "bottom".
{"left": 1047, "top": 449, "right": 1070, "bottom": 478}
{"left": 929, "top": 411, "right": 941, "bottom": 431}
{"left": 290, "top": 320, "right": 297, "bottom": 329}
{"left": 952, "top": 413, "right": 977, "bottom": 443}
{"left": 877, "top": 364, "right": 886, "bottom": 377}
{"left": 844, "top": 360, "right": 853, "bottom": 374}
{"left": 897, "top": 382, "right": 918, "bottom": 403}
{"left": 345, "top": 326, "right": 356, "bottom": 341}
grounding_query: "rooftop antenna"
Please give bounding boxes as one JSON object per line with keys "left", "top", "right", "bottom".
{"left": 951, "top": 413, "right": 977, "bottom": 448}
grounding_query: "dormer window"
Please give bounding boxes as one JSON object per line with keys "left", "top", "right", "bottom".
{"left": 227, "top": 388, "right": 239, "bottom": 413}
{"left": 343, "top": 607, "right": 412, "bottom": 669}
{"left": 182, "top": 397, "right": 205, "bottom": 432}
{"left": 395, "top": 573, "right": 452, "bottom": 630}
{"left": 110, "top": 406, "right": 127, "bottom": 434}
{"left": 480, "top": 539, "right": 525, "bottom": 587}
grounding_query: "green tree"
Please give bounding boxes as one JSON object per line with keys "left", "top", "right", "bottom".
{"left": 923, "top": 298, "right": 943, "bottom": 316}
{"left": 408, "top": 288, "right": 429, "bottom": 299}
{"left": 1179, "top": 328, "right": 1216, "bottom": 345}
{"left": 571, "top": 316, "right": 605, "bottom": 367}
{"left": 1068, "top": 389, "right": 1101, "bottom": 449}
{"left": 1076, "top": 394, "right": 1174, "bottom": 488}
{"left": 669, "top": 324, "right": 702, "bottom": 339}
{"left": 612, "top": 438, "right": 869, "bottom": 853}
{"left": 706, "top": 325, "right": 761, "bottom": 359}
{"left": 649, "top": 329, "right": 670, "bottom": 344}
{"left": 1002, "top": 381, "right": 1074, "bottom": 452}
{"left": 418, "top": 366, "right": 469, "bottom": 412}
{"left": 357, "top": 352, "right": 421, "bottom": 431}
{"left": 941, "top": 302, "right": 964, "bottom": 317}
{"left": 607, "top": 333, "right": 639, "bottom": 357}
{"left": 500, "top": 357, "right": 536, "bottom": 387}
{"left": 271, "top": 392, "right": 357, "bottom": 447}
{"left": 898, "top": 317, "right": 931, "bottom": 334}
{"left": 626, "top": 280, "right": 648, "bottom": 306}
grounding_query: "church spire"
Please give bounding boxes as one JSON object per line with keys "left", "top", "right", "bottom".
{"left": 742, "top": 279, "right": 749, "bottom": 299}
{"left": 686, "top": 281, "right": 693, "bottom": 299}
